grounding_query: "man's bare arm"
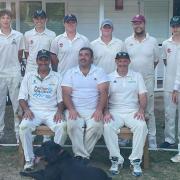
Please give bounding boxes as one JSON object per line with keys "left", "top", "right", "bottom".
{"left": 51, "top": 53, "right": 59, "bottom": 72}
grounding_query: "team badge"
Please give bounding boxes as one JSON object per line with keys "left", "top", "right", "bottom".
{"left": 129, "top": 43, "right": 133, "bottom": 46}
{"left": 113, "top": 80, "right": 117, "bottom": 83}
{"left": 59, "top": 43, "right": 63, "bottom": 47}
{"left": 12, "top": 39, "right": 16, "bottom": 45}
{"left": 30, "top": 40, "right": 33, "bottom": 44}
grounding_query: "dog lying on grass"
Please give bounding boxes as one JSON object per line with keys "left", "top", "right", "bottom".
{"left": 20, "top": 141, "right": 112, "bottom": 180}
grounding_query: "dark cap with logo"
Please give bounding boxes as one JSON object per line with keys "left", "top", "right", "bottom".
{"left": 37, "top": 49, "right": 50, "bottom": 59}
{"left": 170, "top": 16, "right": 180, "bottom": 27}
{"left": 101, "top": 19, "right": 113, "bottom": 28}
{"left": 64, "top": 14, "right": 77, "bottom": 23}
{"left": 33, "top": 9, "right": 46, "bottom": 18}
{"left": 115, "top": 52, "right": 130, "bottom": 60}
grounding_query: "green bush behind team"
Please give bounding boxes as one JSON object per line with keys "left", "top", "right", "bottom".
{"left": 0, "top": 8, "right": 180, "bottom": 177}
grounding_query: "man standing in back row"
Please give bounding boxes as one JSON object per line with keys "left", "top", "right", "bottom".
{"left": 0, "top": 10, "right": 24, "bottom": 143}
{"left": 24, "top": 9, "right": 56, "bottom": 73}
{"left": 50, "top": 14, "right": 90, "bottom": 75}
{"left": 91, "top": 19, "right": 124, "bottom": 74}
{"left": 125, "top": 15, "right": 159, "bottom": 149}
{"left": 160, "top": 16, "right": 180, "bottom": 154}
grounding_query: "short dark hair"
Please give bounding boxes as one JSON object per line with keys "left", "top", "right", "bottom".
{"left": 0, "top": 9, "right": 13, "bottom": 18}
{"left": 79, "top": 47, "right": 94, "bottom": 59}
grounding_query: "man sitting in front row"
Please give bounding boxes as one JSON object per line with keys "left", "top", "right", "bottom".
{"left": 103, "top": 52, "right": 148, "bottom": 177}
{"left": 19, "top": 49, "right": 67, "bottom": 171}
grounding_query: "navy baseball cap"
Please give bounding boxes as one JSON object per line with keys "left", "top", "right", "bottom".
{"left": 64, "top": 14, "right": 77, "bottom": 23}
{"left": 37, "top": 49, "right": 50, "bottom": 59}
{"left": 33, "top": 9, "right": 46, "bottom": 18}
{"left": 170, "top": 16, "right": 180, "bottom": 27}
{"left": 115, "top": 52, "right": 130, "bottom": 60}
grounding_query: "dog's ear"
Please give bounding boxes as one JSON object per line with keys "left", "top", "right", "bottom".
{"left": 43, "top": 141, "right": 63, "bottom": 164}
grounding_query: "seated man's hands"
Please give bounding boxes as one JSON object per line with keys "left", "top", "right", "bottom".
{"left": 91, "top": 109, "right": 103, "bottom": 121}
{"left": 53, "top": 111, "right": 64, "bottom": 123}
{"left": 134, "top": 108, "right": 145, "bottom": 120}
{"left": 103, "top": 111, "right": 113, "bottom": 123}
{"left": 23, "top": 108, "right": 34, "bottom": 120}
{"left": 68, "top": 109, "right": 80, "bottom": 120}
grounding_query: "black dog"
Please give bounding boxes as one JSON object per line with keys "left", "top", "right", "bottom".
{"left": 20, "top": 141, "right": 112, "bottom": 180}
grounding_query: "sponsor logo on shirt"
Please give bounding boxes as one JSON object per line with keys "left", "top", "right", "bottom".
{"left": 33, "top": 86, "right": 53, "bottom": 99}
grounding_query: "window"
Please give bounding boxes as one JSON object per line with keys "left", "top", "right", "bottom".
{"left": 174, "top": 0, "right": 180, "bottom": 16}
{"left": 46, "top": 3, "right": 65, "bottom": 35}
{"left": 20, "top": 1, "right": 42, "bottom": 33}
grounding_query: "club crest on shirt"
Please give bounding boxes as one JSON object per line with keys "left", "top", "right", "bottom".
{"left": 129, "top": 43, "right": 134, "bottom": 46}
{"left": 12, "top": 39, "right": 16, "bottom": 45}
{"left": 59, "top": 43, "right": 63, "bottom": 48}
{"left": 30, "top": 40, "right": 33, "bottom": 44}
{"left": 167, "top": 48, "right": 171, "bottom": 53}
{"left": 113, "top": 80, "right": 117, "bottom": 83}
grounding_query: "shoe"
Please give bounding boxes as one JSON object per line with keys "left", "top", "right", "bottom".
{"left": 148, "top": 137, "right": 157, "bottom": 149}
{"left": 24, "top": 159, "right": 34, "bottom": 171}
{"left": 118, "top": 138, "right": 129, "bottom": 147}
{"left": 160, "top": 142, "right": 175, "bottom": 148}
{"left": 131, "top": 159, "right": 142, "bottom": 177}
{"left": 171, "top": 154, "right": 180, "bottom": 162}
{"left": 109, "top": 157, "right": 122, "bottom": 175}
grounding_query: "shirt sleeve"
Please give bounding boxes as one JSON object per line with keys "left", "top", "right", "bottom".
{"left": 19, "top": 34, "right": 25, "bottom": 50}
{"left": 137, "top": 73, "right": 148, "bottom": 94}
{"left": 56, "top": 75, "right": 63, "bottom": 103}
{"left": 153, "top": 39, "right": 160, "bottom": 62}
{"left": 18, "top": 74, "right": 29, "bottom": 100}
{"left": 174, "top": 54, "right": 180, "bottom": 91}
{"left": 61, "top": 69, "right": 73, "bottom": 87}
{"left": 96, "top": 68, "right": 109, "bottom": 84}
{"left": 161, "top": 42, "right": 167, "bottom": 60}
{"left": 50, "top": 37, "right": 58, "bottom": 55}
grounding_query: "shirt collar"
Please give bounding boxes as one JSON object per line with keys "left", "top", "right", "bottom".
{"left": 35, "top": 69, "right": 52, "bottom": 80}
{"left": 74, "top": 64, "right": 97, "bottom": 75}
{"left": 0, "top": 28, "right": 15, "bottom": 36}
{"left": 32, "top": 28, "right": 48, "bottom": 35}
{"left": 63, "top": 31, "right": 80, "bottom": 40}
{"left": 113, "top": 69, "right": 132, "bottom": 78}
{"left": 133, "top": 33, "right": 149, "bottom": 42}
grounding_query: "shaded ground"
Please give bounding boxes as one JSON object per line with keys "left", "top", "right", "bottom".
{"left": 0, "top": 92, "right": 180, "bottom": 179}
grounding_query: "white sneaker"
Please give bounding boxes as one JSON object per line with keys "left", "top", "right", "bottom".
{"left": 171, "top": 154, "right": 180, "bottom": 163}
{"left": 24, "top": 159, "right": 34, "bottom": 171}
{"left": 131, "top": 159, "right": 142, "bottom": 177}
{"left": 109, "top": 157, "right": 122, "bottom": 175}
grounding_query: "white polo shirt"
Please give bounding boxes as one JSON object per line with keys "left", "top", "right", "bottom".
{"left": 125, "top": 33, "right": 159, "bottom": 78}
{"left": 0, "top": 29, "right": 24, "bottom": 77}
{"left": 50, "top": 32, "right": 90, "bottom": 75}
{"left": 108, "top": 70, "right": 147, "bottom": 113}
{"left": 162, "top": 37, "right": 180, "bottom": 92}
{"left": 18, "top": 70, "right": 62, "bottom": 111}
{"left": 174, "top": 50, "right": 180, "bottom": 91}
{"left": 91, "top": 37, "right": 124, "bottom": 74}
{"left": 24, "top": 28, "right": 56, "bottom": 72}
{"left": 61, "top": 65, "right": 108, "bottom": 111}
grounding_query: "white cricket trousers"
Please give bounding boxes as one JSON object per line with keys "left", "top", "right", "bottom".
{"left": 103, "top": 110, "right": 148, "bottom": 164}
{"left": 19, "top": 110, "right": 67, "bottom": 161}
{"left": 164, "top": 91, "right": 180, "bottom": 144}
{"left": 144, "top": 77, "right": 156, "bottom": 139}
{"left": 66, "top": 109, "right": 103, "bottom": 159}
{"left": 0, "top": 77, "right": 21, "bottom": 135}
